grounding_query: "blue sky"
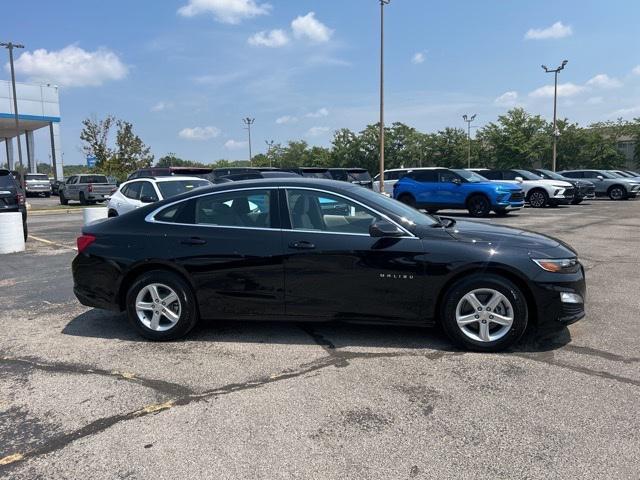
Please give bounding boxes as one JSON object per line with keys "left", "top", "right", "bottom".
{"left": 3, "top": 0, "right": 640, "bottom": 165}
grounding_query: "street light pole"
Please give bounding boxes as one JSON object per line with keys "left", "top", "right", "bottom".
{"left": 242, "top": 117, "right": 255, "bottom": 166}
{"left": 1, "top": 41, "right": 25, "bottom": 168}
{"left": 462, "top": 114, "right": 476, "bottom": 169}
{"left": 265, "top": 139, "right": 274, "bottom": 168}
{"left": 542, "top": 60, "right": 568, "bottom": 172}
{"left": 378, "top": 0, "right": 390, "bottom": 194}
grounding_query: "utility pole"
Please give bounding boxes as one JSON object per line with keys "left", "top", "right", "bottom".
{"left": 378, "top": 0, "right": 390, "bottom": 193}
{"left": 242, "top": 117, "right": 255, "bottom": 166}
{"left": 265, "top": 139, "right": 275, "bottom": 168}
{"left": 542, "top": 60, "right": 568, "bottom": 171}
{"left": 462, "top": 114, "right": 476, "bottom": 169}
{"left": 1, "top": 41, "right": 25, "bottom": 167}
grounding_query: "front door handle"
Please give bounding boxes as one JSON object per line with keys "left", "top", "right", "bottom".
{"left": 181, "top": 237, "right": 207, "bottom": 245}
{"left": 288, "top": 240, "right": 315, "bottom": 250}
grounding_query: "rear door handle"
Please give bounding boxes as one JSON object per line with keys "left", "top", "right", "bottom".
{"left": 181, "top": 237, "right": 207, "bottom": 245}
{"left": 288, "top": 240, "right": 315, "bottom": 250}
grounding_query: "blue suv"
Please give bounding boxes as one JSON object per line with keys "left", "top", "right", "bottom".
{"left": 393, "top": 168, "right": 525, "bottom": 217}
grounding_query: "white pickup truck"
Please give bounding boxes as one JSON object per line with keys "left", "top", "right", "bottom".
{"left": 59, "top": 174, "right": 117, "bottom": 205}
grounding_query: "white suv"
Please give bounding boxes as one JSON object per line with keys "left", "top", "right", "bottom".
{"left": 471, "top": 169, "right": 575, "bottom": 207}
{"left": 107, "top": 176, "right": 211, "bottom": 217}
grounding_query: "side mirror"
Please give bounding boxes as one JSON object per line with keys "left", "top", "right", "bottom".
{"left": 515, "top": 176, "right": 524, "bottom": 183}
{"left": 597, "top": 175, "right": 604, "bottom": 181}
{"left": 140, "top": 195, "right": 157, "bottom": 203}
{"left": 369, "top": 220, "right": 405, "bottom": 238}
{"left": 452, "top": 178, "right": 462, "bottom": 185}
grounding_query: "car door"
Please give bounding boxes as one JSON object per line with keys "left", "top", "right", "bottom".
{"left": 435, "top": 170, "right": 466, "bottom": 205}
{"left": 581, "top": 171, "right": 607, "bottom": 193}
{"left": 280, "top": 187, "right": 425, "bottom": 323}
{"left": 139, "top": 180, "right": 159, "bottom": 205}
{"left": 151, "top": 187, "right": 285, "bottom": 317}
{"left": 120, "top": 181, "right": 143, "bottom": 214}
{"left": 64, "top": 176, "right": 78, "bottom": 199}
{"left": 408, "top": 170, "right": 438, "bottom": 205}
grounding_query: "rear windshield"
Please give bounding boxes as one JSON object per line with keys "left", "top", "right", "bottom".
{"left": 0, "top": 172, "right": 16, "bottom": 188}
{"left": 81, "top": 175, "right": 109, "bottom": 183}
{"left": 347, "top": 171, "right": 372, "bottom": 181}
{"left": 25, "top": 174, "right": 49, "bottom": 181}
{"left": 302, "top": 171, "right": 331, "bottom": 179}
{"left": 157, "top": 179, "right": 210, "bottom": 198}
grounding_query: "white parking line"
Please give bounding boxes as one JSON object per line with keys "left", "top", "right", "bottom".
{"left": 28, "top": 235, "right": 78, "bottom": 251}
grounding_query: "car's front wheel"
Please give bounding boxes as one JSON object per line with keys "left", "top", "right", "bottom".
{"left": 466, "top": 195, "right": 491, "bottom": 217}
{"left": 528, "top": 189, "right": 548, "bottom": 208}
{"left": 571, "top": 198, "right": 583, "bottom": 205}
{"left": 59, "top": 192, "right": 68, "bottom": 205}
{"left": 608, "top": 185, "right": 626, "bottom": 200}
{"left": 440, "top": 274, "right": 528, "bottom": 352}
{"left": 398, "top": 194, "right": 416, "bottom": 208}
{"left": 126, "top": 270, "right": 199, "bottom": 341}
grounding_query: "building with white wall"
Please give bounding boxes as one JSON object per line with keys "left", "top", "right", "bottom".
{"left": 0, "top": 80, "right": 62, "bottom": 180}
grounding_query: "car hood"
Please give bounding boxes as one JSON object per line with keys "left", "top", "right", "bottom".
{"left": 475, "top": 181, "right": 521, "bottom": 191}
{"left": 444, "top": 219, "right": 576, "bottom": 256}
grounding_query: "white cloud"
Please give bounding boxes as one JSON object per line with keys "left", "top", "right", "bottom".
{"left": 306, "top": 107, "right": 329, "bottom": 118}
{"left": 178, "top": 126, "right": 221, "bottom": 140}
{"left": 291, "top": 12, "right": 333, "bottom": 43}
{"left": 275, "top": 115, "right": 298, "bottom": 124}
{"left": 306, "top": 126, "right": 330, "bottom": 137}
{"left": 611, "top": 105, "right": 640, "bottom": 117}
{"left": 411, "top": 52, "right": 426, "bottom": 64}
{"left": 10, "top": 45, "right": 127, "bottom": 87}
{"left": 586, "top": 74, "right": 622, "bottom": 89}
{"left": 224, "top": 139, "right": 248, "bottom": 149}
{"left": 151, "top": 101, "right": 172, "bottom": 112}
{"left": 633, "top": 65, "right": 640, "bottom": 76}
{"left": 177, "top": 0, "right": 271, "bottom": 24}
{"left": 586, "top": 96, "right": 604, "bottom": 105}
{"left": 525, "top": 21, "right": 573, "bottom": 40}
{"left": 494, "top": 91, "right": 519, "bottom": 107}
{"left": 248, "top": 29, "right": 289, "bottom": 47}
{"left": 529, "top": 82, "right": 586, "bottom": 98}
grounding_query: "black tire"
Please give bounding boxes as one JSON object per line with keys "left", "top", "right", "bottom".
{"left": 527, "top": 189, "right": 548, "bottom": 208}
{"left": 426, "top": 208, "right": 439, "bottom": 214}
{"left": 45, "top": 193, "right": 51, "bottom": 198}
{"left": 608, "top": 185, "right": 626, "bottom": 201}
{"left": 108, "top": 209, "right": 119, "bottom": 218}
{"left": 466, "top": 194, "right": 491, "bottom": 217}
{"left": 59, "top": 192, "right": 68, "bottom": 205}
{"left": 398, "top": 194, "right": 416, "bottom": 208}
{"left": 440, "top": 274, "right": 528, "bottom": 352}
{"left": 125, "top": 270, "right": 199, "bottom": 341}
{"left": 494, "top": 208, "right": 509, "bottom": 216}
{"left": 571, "top": 198, "right": 583, "bottom": 205}
{"left": 23, "top": 221, "right": 28, "bottom": 241}
{"left": 79, "top": 192, "right": 88, "bottom": 205}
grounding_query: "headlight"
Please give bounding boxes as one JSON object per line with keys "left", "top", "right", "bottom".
{"left": 532, "top": 258, "right": 579, "bottom": 273}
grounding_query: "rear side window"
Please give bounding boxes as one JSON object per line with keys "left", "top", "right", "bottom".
{"left": 501, "top": 171, "right": 519, "bottom": 180}
{"left": 409, "top": 170, "right": 437, "bottom": 182}
{"left": 195, "top": 190, "right": 271, "bottom": 228}
{"left": 482, "top": 171, "right": 501, "bottom": 180}
{"left": 0, "top": 172, "right": 16, "bottom": 188}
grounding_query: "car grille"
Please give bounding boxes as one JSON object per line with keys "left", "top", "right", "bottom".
{"left": 509, "top": 191, "right": 524, "bottom": 202}
{"left": 563, "top": 187, "right": 575, "bottom": 198}
{"left": 561, "top": 303, "right": 584, "bottom": 319}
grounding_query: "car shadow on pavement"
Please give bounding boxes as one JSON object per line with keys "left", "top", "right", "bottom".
{"left": 62, "top": 308, "right": 572, "bottom": 354}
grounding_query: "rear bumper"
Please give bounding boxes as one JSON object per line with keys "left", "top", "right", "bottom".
{"left": 72, "top": 253, "right": 122, "bottom": 311}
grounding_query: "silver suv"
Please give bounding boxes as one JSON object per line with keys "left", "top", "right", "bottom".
{"left": 560, "top": 170, "right": 640, "bottom": 200}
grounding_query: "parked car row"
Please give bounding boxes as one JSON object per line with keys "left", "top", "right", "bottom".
{"left": 0, "top": 169, "right": 28, "bottom": 240}
{"left": 371, "top": 166, "right": 638, "bottom": 217}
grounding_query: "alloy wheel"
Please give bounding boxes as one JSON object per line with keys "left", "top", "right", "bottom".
{"left": 455, "top": 288, "right": 514, "bottom": 342}
{"left": 610, "top": 188, "right": 624, "bottom": 200}
{"left": 135, "top": 283, "right": 182, "bottom": 331}
{"left": 529, "top": 191, "right": 546, "bottom": 208}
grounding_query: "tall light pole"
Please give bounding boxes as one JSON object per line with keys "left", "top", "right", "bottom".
{"left": 242, "top": 117, "right": 255, "bottom": 166}
{"left": 462, "top": 114, "right": 476, "bottom": 169}
{"left": 1, "top": 41, "right": 25, "bottom": 168}
{"left": 378, "top": 0, "right": 390, "bottom": 193}
{"left": 265, "top": 139, "right": 274, "bottom": 168}
{"left": 542, "top": 60, "right": 568, "bottom": 171}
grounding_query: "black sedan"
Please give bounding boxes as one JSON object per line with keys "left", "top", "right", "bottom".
{"left": 72, "top": 178, "right": 586, "bottom": 351}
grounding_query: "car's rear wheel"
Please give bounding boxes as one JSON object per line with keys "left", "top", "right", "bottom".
{"left": 23, "top": 220, "right": 28, "bottom": 241}
{"left": 466, "top": 195, "right": 491, "bottom": 217}
{"left": 398, "top": 194, "right": 416, "bottom": 208}
{"left": 108, "top": 209, "right": 119, "bottom": 218}
{"left": 494, "top": 208, "right": 509, "bottom": 216}
{"left": 59, "top": 192, "right": 68, "bottom": 205}
{"left": 571, "top": 198, "right": 583, "bottom": 205}
{"left": 125, "top": 270, "right": 199, "bottom": 341}
{"left": 608, "top": 185, "right": 626, "bottom": 200}
{"left": 527, "top": 189, "right": 548, "bottom": 208}
{"left": 79, "top": 192, "right": 88, "bottom": 205}
{"left": 426, "top": 208, "right": 438, "bottom": 214}
{"left": 440, "top": 274, "right": 528, "bottom": 352}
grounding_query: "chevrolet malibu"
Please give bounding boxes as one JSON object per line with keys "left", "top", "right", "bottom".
{"left": 72, "top": 178, "right": 586, "bottom": 352}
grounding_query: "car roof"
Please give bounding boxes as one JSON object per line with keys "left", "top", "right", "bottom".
{"left": 152, "top": 176, "right": 209, "bottom": 182}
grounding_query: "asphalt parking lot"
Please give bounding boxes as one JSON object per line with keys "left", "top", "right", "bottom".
{"left": 1, "top": 200, "right": 639, "bottom": 479}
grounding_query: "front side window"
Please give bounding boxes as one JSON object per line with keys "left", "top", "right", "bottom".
{"left": 286, "top": 189, "right": 381, "bottom": 235}
{"left": 195, "top": 189, "right": 271, "bottom": 228}
{"left": 157, "top": 179, "right": 210, "bottom": 199}
{"left": 140, "top": 181, "right": 159, "bottom": 201}
{"left": 123, "top": 182, "right": 142, "bottom": 200}
{"left": 438, "top": 171, "right": 459, "bottom": 183}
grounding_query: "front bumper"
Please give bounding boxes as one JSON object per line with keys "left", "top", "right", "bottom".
{"left": 530, "top": 267, "right": 586, "bottom": 325}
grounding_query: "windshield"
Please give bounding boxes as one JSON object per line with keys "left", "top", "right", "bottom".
{"left": 513, "top": 170, "right": 543, "bottom": 181}
{"left": 535, "top": 169, "right": 566, "bottom": 181}
{"left": 302, "top": 171, "right": 331, "bottom": 179}
{"left": 602, "top": 171, "right": 622, "bottom": 178}
{"left": 81, "top": 175, "right": 109, "bottom": 183}
{"left": 626, "top": 171, "right": 640, "bottom": 177}
{"left": 0, "top": 171, "right": 16, "bottom": 188}
{"left": 452, "top": 169, "right": 487, "bottom": 182}
{"left": 347, "top": 171, "right": 372, "bottom": 182}
{"left": 157, "top": 179, "right": 210, "bottom": 198}
{"left": 354, "top": 188, "right": 439, "bottom": 228}
{"left": 612, "top": 170, "right": 632, "bottom": 177}
{"left": 26, "top": 174, "right": 49, "bottom": 181}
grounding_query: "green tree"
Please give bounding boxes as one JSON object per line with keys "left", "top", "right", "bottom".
{"left": 156, "top": 153, "right": 206, "bottom": 167}
{"left": 79, "top": 115, "right": 114, "bottom": 167}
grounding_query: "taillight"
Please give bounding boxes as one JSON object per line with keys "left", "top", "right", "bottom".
{"left": 77, "top": 234, "right": 96, "bottom": 253}
{"left": 88, "top": 183, "right": 93, "bottom": 192}
{"left": 16, "top": 193, "right": 25, "bottom": 206}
